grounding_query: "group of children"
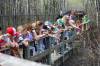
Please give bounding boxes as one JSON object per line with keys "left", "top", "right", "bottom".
{"left": 0, "top": 10, "right": 86, "bottom": 58}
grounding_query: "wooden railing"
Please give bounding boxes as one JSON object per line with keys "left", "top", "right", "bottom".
{"left": 0, "top": 22, "right": 91, "bottom": 66}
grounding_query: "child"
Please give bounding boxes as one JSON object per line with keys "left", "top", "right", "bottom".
{"left": 26, "top": 23, "right": 36, "bottom": 56}
{"left": 22, "top": 23, "right": 37, "bottom": 58}
{"left": 6, "top": 26, "right": 20, "bottom": 57}
{"left": 17, "top": 25, "right": 24, "bottom": 44}
{"left": 21, "top": 24, "right": 32, "bottom": 59}
{"left": 17, "top": 25, "right": 24, "bottom": 58}
{"left": 33, "top": 21, "right": 48, "bottom": 53}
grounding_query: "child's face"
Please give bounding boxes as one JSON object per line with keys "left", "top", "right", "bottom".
{"left": 22, "top": 29, "right": 28, "bottom": 35}
{"left": 17, "top": 26, "right": 23, "bottom": 33}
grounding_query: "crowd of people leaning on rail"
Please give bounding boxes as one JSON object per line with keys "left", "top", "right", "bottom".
{"left": 0, "top": 10, "right": 90, "bottom": 58}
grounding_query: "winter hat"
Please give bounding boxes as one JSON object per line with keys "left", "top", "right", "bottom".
{"left": 6, "top": 27, "right": 16, "bottom": 36}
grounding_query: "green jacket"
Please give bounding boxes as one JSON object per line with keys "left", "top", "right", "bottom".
{"left": 82, "top": 15, "right": 90, "bottom": 24}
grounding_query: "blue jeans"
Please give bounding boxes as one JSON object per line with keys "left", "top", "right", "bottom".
{"left": 64, "top": 31, "right": 69, "bottom": 40}
{"left": 29, "top": 46, "right": 36, "bottom": 56}
{"left": 36, "top": 39, "right": 45, "bottom": 53}
{"left": 49, "top": 37, "right": 56, "bottom": 47}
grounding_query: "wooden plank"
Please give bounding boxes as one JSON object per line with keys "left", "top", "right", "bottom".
{"left": 0, "top": 53, "right": 50, "bottom": 66}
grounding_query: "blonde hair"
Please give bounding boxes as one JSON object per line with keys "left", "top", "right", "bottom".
{"left": 22, "top": 23, "right": 33, "bottom": 32}
{"left": 17, "top": 25, "right": 23, "bottom": 33}
{"left": 34, "top": 21, "right": 43, "bottom": 35}
{"left": 32, "top": 22, "right": 36, "bottom": 29}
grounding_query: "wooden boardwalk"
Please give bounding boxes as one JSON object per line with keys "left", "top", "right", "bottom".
{"left": 0, "top": 53, "right": 50, "bottom": 66}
